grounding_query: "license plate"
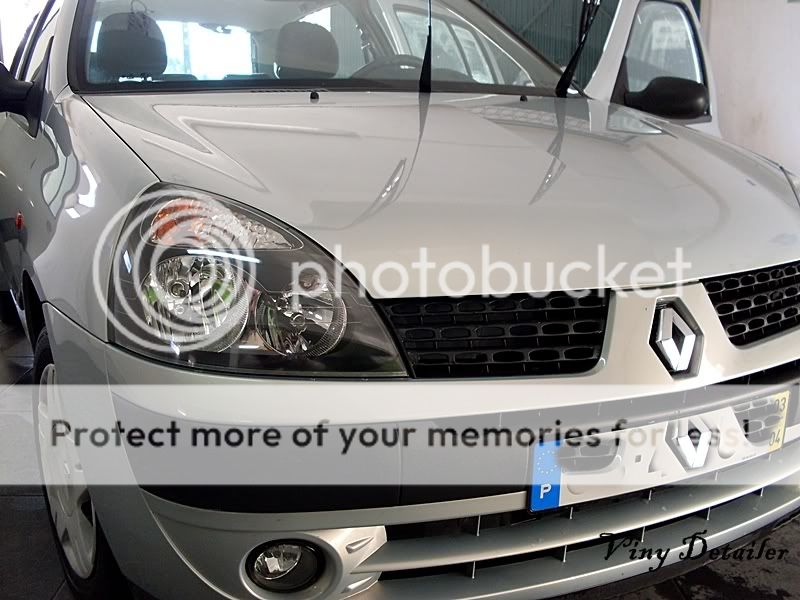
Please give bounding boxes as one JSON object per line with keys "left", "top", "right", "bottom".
{"left": 527, "top": 389, "right": 792, "bottom": 512}
{"left": 765, "top": 390, "right": 790, "bottom": 453}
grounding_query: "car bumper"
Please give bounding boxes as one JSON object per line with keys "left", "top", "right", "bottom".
{"left": 43, "top": 285, "right": 800, "bottom": 600}
{"left": 142, "top": 474, "right": 800, "bottom": 600}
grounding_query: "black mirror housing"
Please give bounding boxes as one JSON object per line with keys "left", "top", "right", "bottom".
{"left": 624, "top": 76, "right": 710, "bottom": 121}
{"left": 0, "top": 36, "right": 51, "bottom": 137}
{"left": 0, "top": 63, "right": 34, "bottom": 117}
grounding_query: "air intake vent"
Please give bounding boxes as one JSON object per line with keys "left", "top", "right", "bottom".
{"left": 703, "top": 260, "right": 800, "bottom": 346}
{"left": 378, "top": 292, "right": 609, "bottom": 378}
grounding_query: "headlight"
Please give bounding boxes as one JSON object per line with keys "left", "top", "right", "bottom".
{"left": 106, "top": 184, "right": 406, "bottom": 377}
{"left": 783, "top": 167, "right": 800, "bottom": 207}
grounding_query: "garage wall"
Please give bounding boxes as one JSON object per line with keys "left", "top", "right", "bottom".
{"left": 701, "top": 0, "right": 800, "bottom": 173}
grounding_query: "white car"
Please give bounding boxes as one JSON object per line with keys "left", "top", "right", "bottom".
{"left": 1, "top": 1, "right": 800, "bottom": 600}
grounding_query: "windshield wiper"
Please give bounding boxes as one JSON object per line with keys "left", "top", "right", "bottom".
{"left": 555, "top": 0, "right": 604, "bottom": 98}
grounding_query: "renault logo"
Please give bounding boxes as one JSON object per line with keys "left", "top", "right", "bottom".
{"left": 669, "top": 417, "right": 712, "bottom": 470}
{"left": 652, "top": 304, "right": 699, "bottom": 373}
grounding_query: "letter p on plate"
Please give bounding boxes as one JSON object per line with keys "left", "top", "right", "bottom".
{"left": 540, "top": 483, "right": 552, "bottom": 499}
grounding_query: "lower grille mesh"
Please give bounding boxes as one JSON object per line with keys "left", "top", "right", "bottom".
{"left": 378, "top": 292, "right": 609, "bottom": 378}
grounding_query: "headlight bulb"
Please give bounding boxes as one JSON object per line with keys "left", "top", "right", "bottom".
{"left": 256, "top": 271, "right": 347, "bottom": 358}
{"left": 140, "top": 255, "right": 249, "bottom": 352}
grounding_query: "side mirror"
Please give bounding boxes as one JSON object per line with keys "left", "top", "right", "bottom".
{"left": 0, "top": 62, "right": 34, "bottom": 117}
{"left": 624, "top": 76, "right": 709, "bottom": 120}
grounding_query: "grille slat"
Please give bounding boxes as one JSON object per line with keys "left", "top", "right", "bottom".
{"left": 704, "top": 260, "right": 800, "bottom": 345}
{"left": 379, "top": 292, "right": 609, "bottom": 378}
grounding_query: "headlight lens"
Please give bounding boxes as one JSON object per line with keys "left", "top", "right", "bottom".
{"left": 108, "top": 184, "right": 406, "bottom": 377}
{"left": 783, "top": 168, "right": 800, "bottom": 207}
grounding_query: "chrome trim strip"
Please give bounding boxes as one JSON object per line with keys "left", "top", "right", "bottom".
{"left": 144, "top": 490, "right": 528, "bottom": 532}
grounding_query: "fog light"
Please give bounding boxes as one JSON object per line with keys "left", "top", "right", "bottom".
{"left": 247, "top": 541, "right": 323, "bottom": 593}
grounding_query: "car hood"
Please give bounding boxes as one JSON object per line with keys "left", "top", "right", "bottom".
{"left": 85, "top": 92, "right": 800, "bottom": 297}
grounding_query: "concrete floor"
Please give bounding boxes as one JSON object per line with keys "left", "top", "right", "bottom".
{"left": 0, "top": 321, "right": 798, "bottom": 599}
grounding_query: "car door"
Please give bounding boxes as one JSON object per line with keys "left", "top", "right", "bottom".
{"left": 0, "top": 16, "right": 37, "bottom": 294}
{"left": 0, "top": 0, "right": 62, "bottom": 301}
{"left": 585, "top": 0, "right": 720, "bottom": 136}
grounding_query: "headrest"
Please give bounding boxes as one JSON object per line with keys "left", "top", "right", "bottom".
{"left": 96, "top": 13, "right": 167, "bottom": 80}
{"left": 275, "top": 22, "right": 339, "bottom": 80}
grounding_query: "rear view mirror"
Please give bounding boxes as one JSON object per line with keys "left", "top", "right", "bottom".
{"left": 624, "top": 76, "right": 710, "bottom": 120}
{"left": 0, "top": 62, "right": 34, "bottom": 117}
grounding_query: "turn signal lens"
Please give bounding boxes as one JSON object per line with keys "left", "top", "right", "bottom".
{"left": 149, "top": 197, "right": 301, "bottom": 250}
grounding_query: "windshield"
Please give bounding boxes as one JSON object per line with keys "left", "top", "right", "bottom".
{"left": 74, "top": 0, "right": 562, "bottom": 93}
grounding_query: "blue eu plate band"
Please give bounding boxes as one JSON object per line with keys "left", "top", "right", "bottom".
{"left": 530, "top": 439, "right": 563, "bottom": 511}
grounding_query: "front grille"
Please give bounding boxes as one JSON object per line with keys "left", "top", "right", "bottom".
{"left": 724, "top": 358, "right": 800, "bottom": 386}
{"left": 703, "top": 260, "right": 800, "bottom": 346}
{"left": 378, "top": 292, "right": 609, "bottom": 378}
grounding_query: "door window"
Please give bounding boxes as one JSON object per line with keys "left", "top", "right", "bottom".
{"left": 396, "top": 10, "right": 469, "bottom": 77}
{"left": 452, "top": 24, "right": 492, "bottom": 84}
{"left": 623, "top": 1, "right": 703, "bottom": 92}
